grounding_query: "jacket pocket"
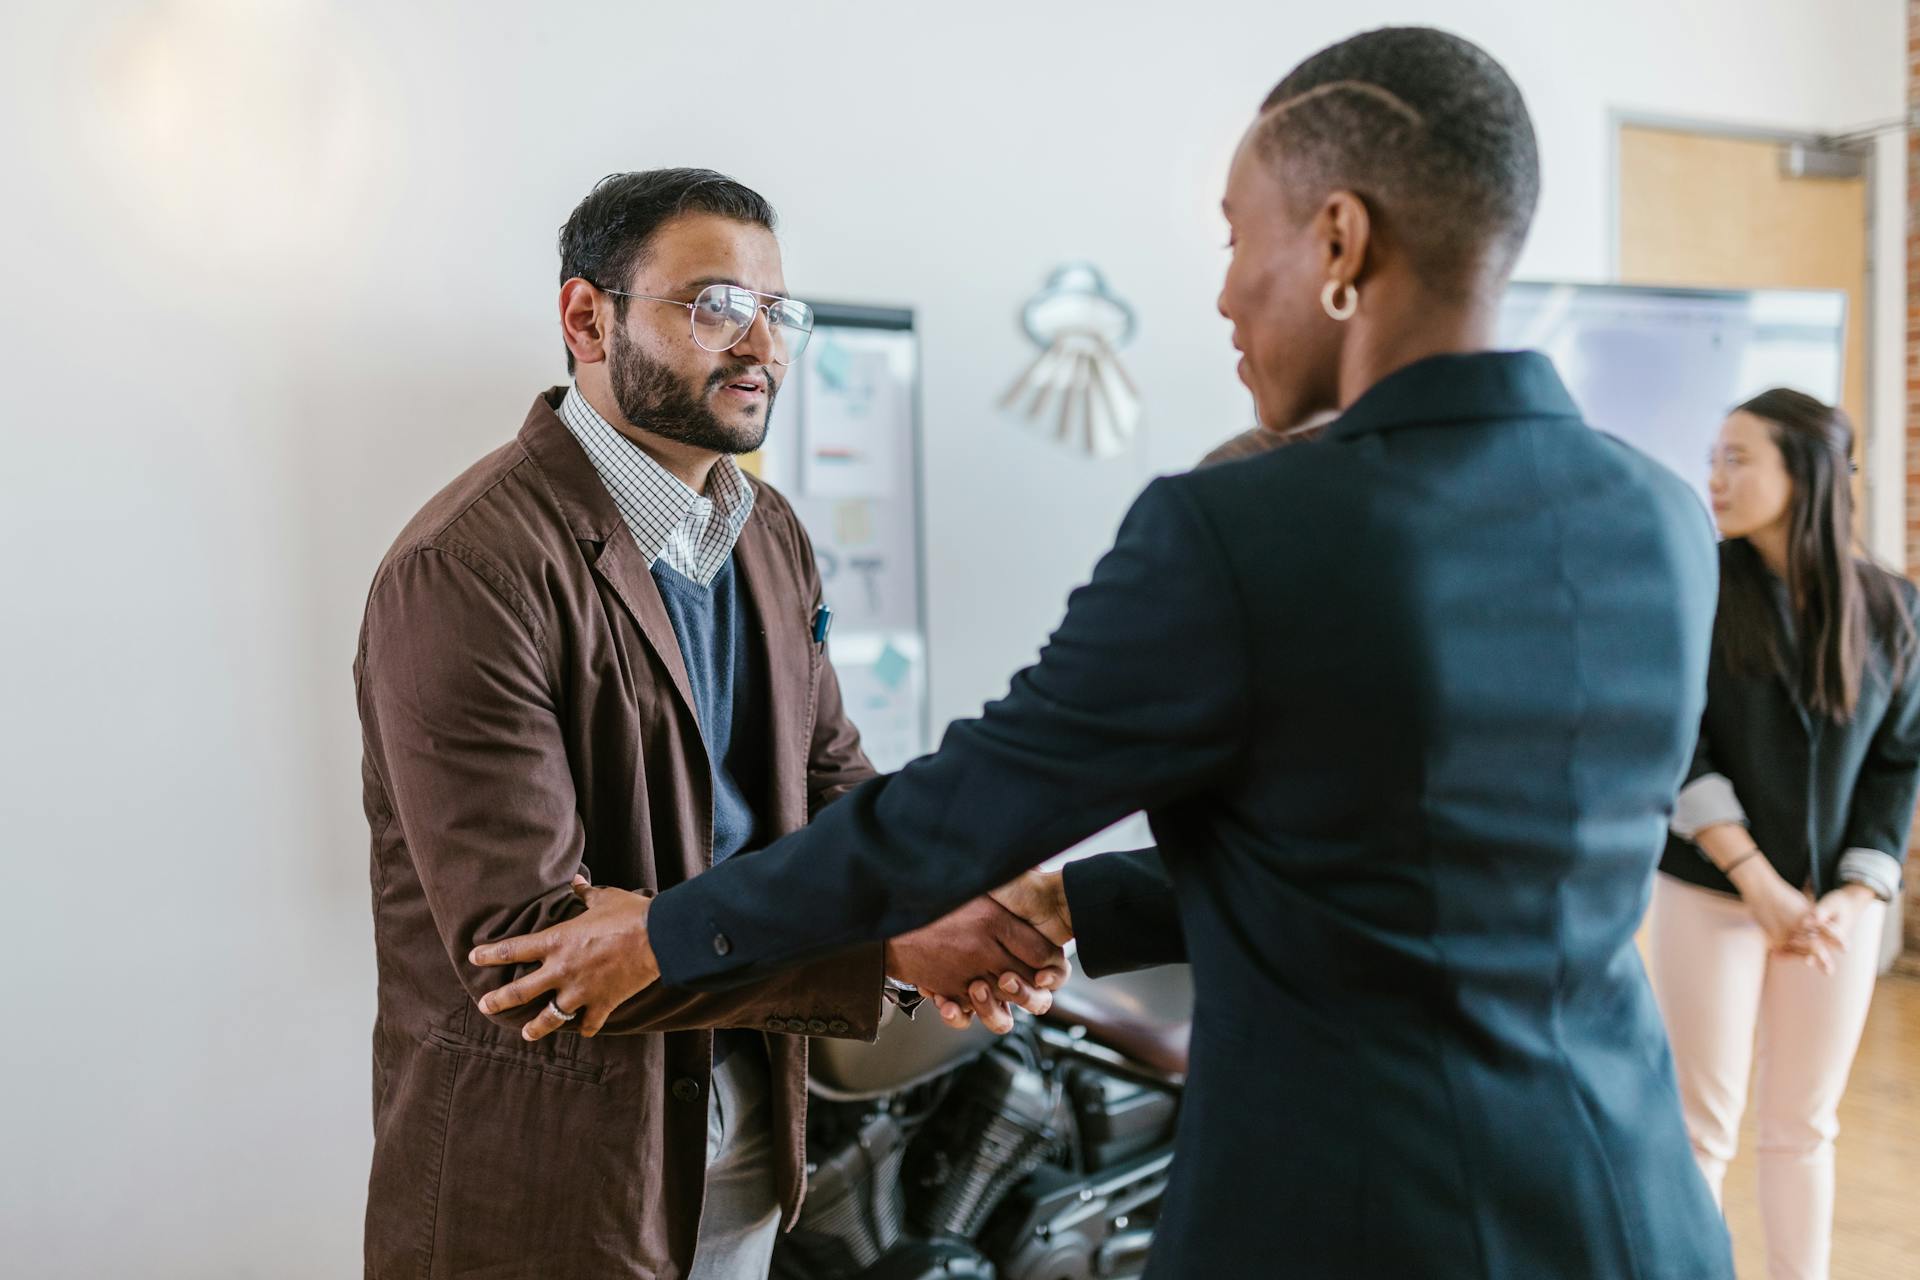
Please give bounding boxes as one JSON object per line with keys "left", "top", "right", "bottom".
{"left": 424, "top": 1025, "right": 607, "bottom": 1085}
{"left": 422, "top": 1027, "right": 645, "bottom": 1277}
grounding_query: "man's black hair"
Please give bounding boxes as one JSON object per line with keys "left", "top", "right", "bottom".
{"left": 556, "top": 168, "right": 777, "bottom": 372}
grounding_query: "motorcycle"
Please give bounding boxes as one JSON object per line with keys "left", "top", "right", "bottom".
{"left": 771, "top": 963, "right": 1193, "bottom": 1280}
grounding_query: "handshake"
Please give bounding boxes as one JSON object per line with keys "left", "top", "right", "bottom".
{"left": 905, "top": 869, "right": 1075, "bottom": 1033}
{"left": 469, "top": 869, "right": 1076, "bottom": 1042}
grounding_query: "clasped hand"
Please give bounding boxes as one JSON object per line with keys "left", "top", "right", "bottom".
{"left": 469, "top": 871, "right": 1075, "bottom": 1041}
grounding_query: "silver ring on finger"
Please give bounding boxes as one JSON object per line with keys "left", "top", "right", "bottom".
{"left": 547, "top": 1000, "right": 579, "bottom": 1023}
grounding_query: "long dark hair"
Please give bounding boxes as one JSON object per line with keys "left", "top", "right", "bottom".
{"left": 1717, "top": 388, "right": 1912, "bottom": 721}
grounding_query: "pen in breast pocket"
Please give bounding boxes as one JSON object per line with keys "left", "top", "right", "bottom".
{"left": 812, "top": 604, "right": 833, "bottom": 649}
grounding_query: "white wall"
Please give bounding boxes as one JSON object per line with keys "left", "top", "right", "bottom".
{"left": 0, "top": 1, "right": 1904, "bottom": 1274}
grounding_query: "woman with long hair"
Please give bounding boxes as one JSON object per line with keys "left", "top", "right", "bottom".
{"left": 1650, "top": 388, "right": 1920, "bottom": 1280}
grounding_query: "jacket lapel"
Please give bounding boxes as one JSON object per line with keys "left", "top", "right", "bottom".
{"left": 1764, "top": 581, "right": 1814, "bottom": 739}
{"left": 591, "top": 533, "right": 701, "bottom": 727}
{"left": 515, "top": 389, "right": 701, "bottom": 729}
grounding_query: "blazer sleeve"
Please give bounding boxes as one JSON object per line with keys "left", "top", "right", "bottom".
{"left": 648, "top": 475, "right": 1250, "bottom": 990}
{"left": 1061, "top": 847, "right": 1186, "bottom": 978}
{"left": 1670, "top": 713, "right": 1750, "bottom": 842}
{"left": 358, "top": 546, "right": 882, "bottom": 1041}
{"left": 1837, "top": 597, "right": 1920, "bottom": 900}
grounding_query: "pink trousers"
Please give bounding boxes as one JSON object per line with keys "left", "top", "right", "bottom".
{"left": 1646, "top": 873, "right": 1886, "bottom": 1280}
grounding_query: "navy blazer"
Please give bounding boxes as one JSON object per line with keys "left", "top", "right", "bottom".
{"left": 651, "top": 352, "right": 1732, "bottom": 1279}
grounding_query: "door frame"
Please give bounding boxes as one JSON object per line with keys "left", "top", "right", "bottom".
{"left": 1605, "top": 109, "right": 1885, "bottom": 551}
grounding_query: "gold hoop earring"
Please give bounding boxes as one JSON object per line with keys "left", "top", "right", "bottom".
{"left": 1321, "top": 279, "right": 1358, "bottom": 322}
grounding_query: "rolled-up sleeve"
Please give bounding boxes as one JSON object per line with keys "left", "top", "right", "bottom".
{"left": 1670, "top": 772, "right": 1749, "bottom": 841}
{"left": 1837, "top": 848, "right": 1902, "bottom": 902}
{"left": 1835, "top": 589, "right": 1920, "bottom": 900}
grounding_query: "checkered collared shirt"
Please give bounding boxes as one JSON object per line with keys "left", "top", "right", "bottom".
{"left": 558, "top": 384, "right": 756, "bottom": 587}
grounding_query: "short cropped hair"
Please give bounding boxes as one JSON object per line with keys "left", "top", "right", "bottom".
{"left": 1255, "top": 28, "right": 1540, "bottom": 285}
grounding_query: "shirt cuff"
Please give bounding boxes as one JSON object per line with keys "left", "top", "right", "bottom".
{"left": 882, "top": 981, "right": 926, "bottom": 1020}
{"left": 1837, "top": 848, "right": 1903, "bottom": 903}
{"left": 1671, "top": 773, "right": 1748, "bottom": 841}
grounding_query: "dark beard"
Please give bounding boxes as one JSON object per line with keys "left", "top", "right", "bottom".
{"left": 607, "top": 326, "right": 775, "bottom": 456}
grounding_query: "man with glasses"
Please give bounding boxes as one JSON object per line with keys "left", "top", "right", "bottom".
{"left": 353, "top": 169, "right": 1064, "bottom": 1280}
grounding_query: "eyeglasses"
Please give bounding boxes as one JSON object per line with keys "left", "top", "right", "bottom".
{"left": 594, "top": 281, "right": 815, "bottom": 366}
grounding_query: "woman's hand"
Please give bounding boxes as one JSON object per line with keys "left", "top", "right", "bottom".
{"left": 883, "top": 895, "right": 1067, "bottom": 1034}
{"left": 1726, "top": 857, "right": 1843, "bottom": 973}
{"left": 989, "top": 869, "right": 1074, "bottom": 947}
{"left": 930, "top": 870, "right": 1076, "bottom": 1032}
{"left": 1800, "top": 883, "right": 1881, "bottom": 959}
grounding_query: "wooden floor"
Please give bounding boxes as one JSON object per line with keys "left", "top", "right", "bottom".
{"left": 1719, "top": 971, "right": 1920, "bottom": 1279}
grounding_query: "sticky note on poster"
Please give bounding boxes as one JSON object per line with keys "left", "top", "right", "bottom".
{"left": 834, "top": 500, "right": 875, "bottom": 547}
{"left": 872, "top": 642, "right": 911, "bottom": 691}
{"left": 802, "top": 345, "right": 901, "bottom": 499}
{"left": 815, "top": 339, "right": 853, "bottom": 391}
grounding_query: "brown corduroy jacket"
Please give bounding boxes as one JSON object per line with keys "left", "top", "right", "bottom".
{"left": 354, "top": 388, "right": 885, "bottom": 1279}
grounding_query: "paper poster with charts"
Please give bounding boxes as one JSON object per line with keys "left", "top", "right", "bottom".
{"left": 746, "top": 304, "right": 928, "bottom": 772}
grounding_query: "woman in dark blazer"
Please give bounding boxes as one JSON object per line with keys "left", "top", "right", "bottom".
{"left": 1649, "top": 388, "right": 1920, "bottom": 1280}
{"left": 482, "top": 28, "right": 1746, "bottom": 1279}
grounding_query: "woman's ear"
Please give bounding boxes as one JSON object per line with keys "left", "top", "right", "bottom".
{"left": 1318, "top": 190, "right": 1373, "bottom": 287}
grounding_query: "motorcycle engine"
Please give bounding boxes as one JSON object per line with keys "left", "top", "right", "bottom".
{"left": 906, "top": 1039, "right": 1066, "bottom": 1238}
{"left": 777, "top": 1029, "right": 1177, "bottom": 1280}
{"left": 775, "top": 1111, "right": 909, "bottom": 1276}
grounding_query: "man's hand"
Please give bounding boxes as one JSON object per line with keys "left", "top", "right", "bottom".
{"left": 920, "top": 870, "right": 1076, "bottom": 1033}
{"left": 885, "top": 896, "right": 1069, "bottom": 1034}
{"left": 469, "top": 878, "right": 659, "bottom": 1041}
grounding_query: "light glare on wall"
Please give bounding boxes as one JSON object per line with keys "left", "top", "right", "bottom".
{"left": 92, "top": 0, "right": 378, "bottom": 263}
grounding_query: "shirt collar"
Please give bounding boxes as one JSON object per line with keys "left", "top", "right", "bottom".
{"left": 558, "top": 383, "right": 756, "bottom": 574}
